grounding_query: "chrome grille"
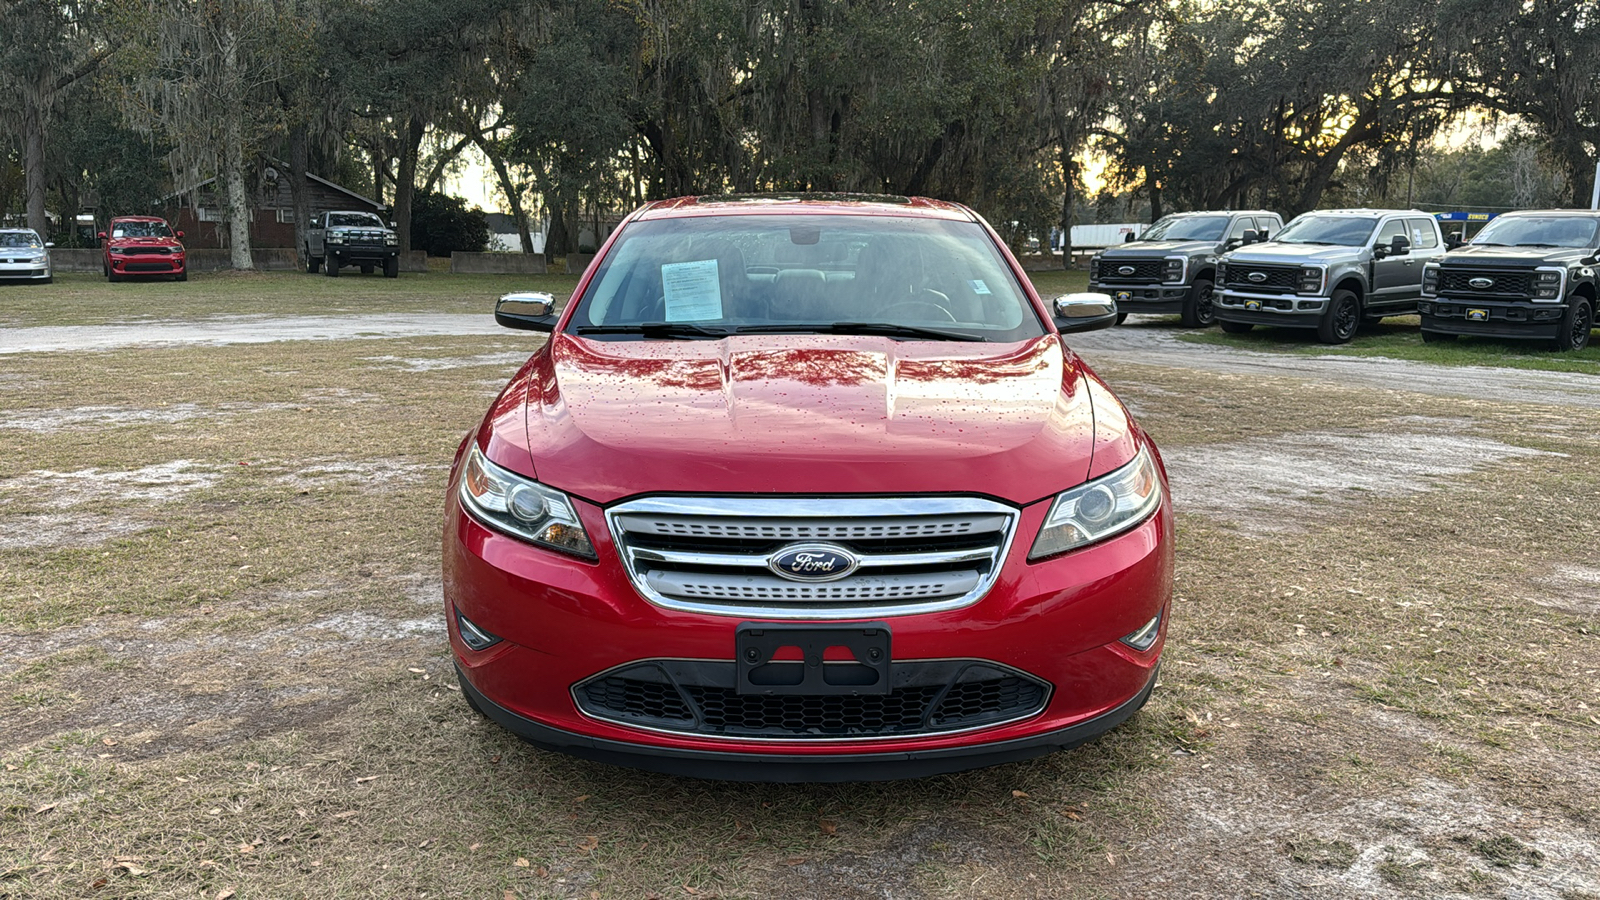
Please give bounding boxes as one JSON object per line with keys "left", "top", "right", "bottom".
{"left": 607, "top": 497, "right": 1019, "bottom": 618}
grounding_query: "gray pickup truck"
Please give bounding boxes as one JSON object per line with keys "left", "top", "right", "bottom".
{"left": 1089, "top": 210, "right": 1283, "bottom": 327}
{"left": 1214, "top": 208, "right": 1445, "bottom": 344}
{"left": 1418, "top": 209, "right": 1598, "bottom": 352}
{"left": 306, "top": 210, "right": 400, "bottom": 278}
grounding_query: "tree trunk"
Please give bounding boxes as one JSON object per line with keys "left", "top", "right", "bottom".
{"left": 220, "top": 1, "right": 253, "bottom": 269}
{"left": 394, "top": 116, "right": 424, "bottom": 254}
{"left": 24, "top": 92, "right": 48, "bottom": 238}
{"left": 473, "top": 134, "right": 533, "bottom": 253}
{"left": 1059, "top": 147, "right": 1078, "bottom": 271}
{"left": 289, "top": 122, "right": 311, "bottom": 266}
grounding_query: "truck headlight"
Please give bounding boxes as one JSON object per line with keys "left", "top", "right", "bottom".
{"left": 328, "top": 233, "right": 346, "bottom": 244}
{"left": 1533, "top": 269, "right": 1562, "bottom": 301}
{"left": 1296, "top": 266, "right": 1324, "bottom": 294}
{"left": 1029, "top": 446, "right": 1163, "bottom": 560}
{"left": 1162, "top": 256, "right": 1186, "bottom": 284}
{"left": 458, "top": 446, "right": 595, "bottom": 558}
{"left": 384, "top": 234, "right": 399, "bottom": 246}
{"left": 1421, "top": 265, "right": 1439, "bottom": 296}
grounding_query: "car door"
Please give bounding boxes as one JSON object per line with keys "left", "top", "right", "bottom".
{"left": 1369, "top": 218, "right": 1414, "bottom": 309}
{"left": 308, "top": 215, "right": 326, "bottom": 256}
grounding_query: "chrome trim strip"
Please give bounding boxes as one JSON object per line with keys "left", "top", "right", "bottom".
{"left": 629, "top": 545, "right": 998, "bottom": 569}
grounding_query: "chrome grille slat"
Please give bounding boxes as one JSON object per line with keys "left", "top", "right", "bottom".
{"left": 606, "top": 497, "right": 1019, "bottom": 619}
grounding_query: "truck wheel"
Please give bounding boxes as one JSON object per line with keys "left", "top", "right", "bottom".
{"left": 1180, "top": 278, "right": 1215, "bottom": 327}
{"left": 1219, "top": 320, "right": 1252, "bottom": 334}
{"left": 1317, "top": 289, "right": 1361, "bottom": 344}
{"left": 1550, "top": 297, "right": 1593, "bottom": 352}
{"left": 306, "top": 249, "right": 320, "bottom": 274}
{"left": 384, "top": 256, "right": 399, "bottom": 278}
{"left": 175, "top": 269, "right": 187, "bottom": 282}
{"left": 1420, "top": 330, "right": 1456, "bottom": 344}
{"left": 325, "top": 254, "right": 340, "bottom": 277}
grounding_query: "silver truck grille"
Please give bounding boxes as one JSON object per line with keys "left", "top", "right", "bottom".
{"left": 606, "top": 497, "right": 1019, "bottom": 619}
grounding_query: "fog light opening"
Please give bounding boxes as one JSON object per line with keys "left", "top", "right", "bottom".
{"left": 455, "top": 610, "right": 503, "bottom": 652}
{"left": 1121, "top": 614, "right": 1162, "bottom": 652}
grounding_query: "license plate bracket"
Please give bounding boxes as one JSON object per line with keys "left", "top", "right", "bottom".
{"left": 1114, "top": 290, "right": 1132, "bottom": 302}
{"left": 736, "top": 623, "right": 891, "bottom": 695}
{"left": 1467, "top": 308, "right": 1489, "bottom": 321}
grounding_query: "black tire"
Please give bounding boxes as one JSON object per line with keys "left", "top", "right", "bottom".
{"left": 41, "top": 275, "right": 52, "bottom": 285}
{"left": 306, "top": 249, "right": 321, "bottom": 274}
{"left": 1317, "top": 289, "right": 1361, "bottom": 344}
{"left": 175, "top": 269, "right": 187, "bottom": 282}
{"left": 360, "top": 263, "right": 374, "bottom": 275}
{"left": 1114, "top": 312, "right": 1128, "bottom": 325}
{"left": 1219, "top": 320, "right": 1253, "bottom": 334}
{"left": 108, "top": 269, "right": 122, "bottom": 283}
{"left": 383, "top": 256, "right": 399, "bottom": 278}
{"left": 1420, "top": 330, "right": 1456, "bottom": 344}
{"left": 325, "top": 253, "right": 340, "bottom": 277}
{"left": 1550, "top": 297, "right": 1593, "bottom": 352}
{"left": 1179, "top": 278, "right": 1216, "bottom": 327}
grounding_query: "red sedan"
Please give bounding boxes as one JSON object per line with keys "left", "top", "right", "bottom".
{"left": 444, "top": 194, "right": 1172, "bottom": 781}
{"left": 101, "top": 216, "right": 187, "bottom": 282}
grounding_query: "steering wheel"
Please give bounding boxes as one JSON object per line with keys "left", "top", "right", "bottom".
{"left": 882, "top": 291, "right": 957, "bottom": 323}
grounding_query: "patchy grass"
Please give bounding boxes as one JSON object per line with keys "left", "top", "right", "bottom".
{"left": 1178, "top": 315, "right": 1600, "bottom": 374}
{"left": 3, "top": 276, "right": 1599, "bottom": 897}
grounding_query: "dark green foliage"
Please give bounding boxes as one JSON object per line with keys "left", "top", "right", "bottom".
{"left": 409, "top": 189, "right": 488, "bottom": 257}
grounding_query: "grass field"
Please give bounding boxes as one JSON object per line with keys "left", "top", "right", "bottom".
{"left": 2, "top": 271, "right": 1598, "bottom": 898}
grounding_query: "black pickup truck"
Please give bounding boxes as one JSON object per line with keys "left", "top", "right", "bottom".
{"left": 1418, "top": 210, "right": 1598, "bottom": 352}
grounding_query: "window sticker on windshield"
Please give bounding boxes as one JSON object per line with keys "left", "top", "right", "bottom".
{"left": 662, "top": 259, "right": 723, "bottom": 321}
{"left": 969, "top": 279, "right": 992, "bottom": 295}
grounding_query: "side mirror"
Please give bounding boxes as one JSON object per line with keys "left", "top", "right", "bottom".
{"left": 98, "top": 231, "right": 107, "bottom": 240}
{"left": 1446, "top": 233, "right": 1463, "bottom": 249}
{"left": 1389, "top": 234, "right": 1409, "bottom": 256}
{"left": 1123, "top": 232, "right": 1136, "bottom": 243}
{"left": 1052, "top": 292, "right": 1119, "bottom": 334}
{"left": 176, "top": 230, "right": 185, "bottom": 239}
{"left": 496, "top": 291, "right": 559, "bottom": 332}
{"left": 1243, "top": 230, "right": 1263, "bottom": 244}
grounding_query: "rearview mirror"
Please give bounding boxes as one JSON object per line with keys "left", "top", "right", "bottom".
{"left": 1052, "top": 292, "right": 1119, "bottom": 334}
{"left": 496, "top": 291, "right": 559, "bottom": 332}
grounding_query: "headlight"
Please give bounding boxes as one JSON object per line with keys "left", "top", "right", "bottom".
{"left": 1162, "top": 256, "right": 1186, "bottom": 283}
{"left": 458, "top": 445, "right": 595, "bottom": 558}
{"left": 1029, "top": 446, "right": 1163, "bottom": 560}
{"left": 1296, "top": 266, "right": 1324, "bottom": 294}
{"left": 110, "top": 247, "right": 125, "bottom": 254}
{"left": 1421, "top": 264, "right": 1439, "bottom": 296}
{"left": 1533, "top": 268, "right": 1562, "bottom": 301}
{"left": 384, "top": 234, "right": 398, "bottom": 246}
{"left": 328, "top": 233, "right": 346, "bottom": 244}
{"left": 1216, "top": 261, "right": 1228, "bottom": 281}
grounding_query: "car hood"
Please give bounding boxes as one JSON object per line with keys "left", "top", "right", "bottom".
{"left": 108, "top": 236, "right": 181, "bottom": 248}
{"left": 1102, "top": 239, "right": 1215, "bottom": 256}
{"left": 1223, "top": 242, "right": 1360, "bottom": 264}
{"left": 489, "top": 333, "right": 1112, "bottom": 506}
{"left": 1442, "top": 245, "right": 1595, "bottom": 268}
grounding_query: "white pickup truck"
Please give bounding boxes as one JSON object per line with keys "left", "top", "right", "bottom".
{"left": 306, "top": 210, "right": 399, "bottom": 278}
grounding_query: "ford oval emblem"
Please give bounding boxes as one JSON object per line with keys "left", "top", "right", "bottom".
{"left": 1468, "top": 277, "right": 1494, "bottom": 289}
{"left": 768, "top": 543, "right": 859, "bottom": 583}
{"left": 1247, "top": 271, "right": 1267, "bottom": 283}
{"left": 1117, "top": 265, "right": 1136, "bottom": 276}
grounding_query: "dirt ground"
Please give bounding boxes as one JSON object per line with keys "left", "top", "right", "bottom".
{"left": 2, "top": 300, "right": 1597, "bottom": 899}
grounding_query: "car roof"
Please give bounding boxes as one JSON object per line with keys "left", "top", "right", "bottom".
{"left": 1303, "top": 208, "right": 1432, "bottom": 217}
{"left": 1165, "top": 209, "right": 1279, "bottom": 218}
{"left": 1492, "top": 209, "right": 1600, "bottom": 218}
{"left": 0, "top": 227, "right": 40, "bottom": 234}
{"left": 109, "top": 216, "right": 169, "bottom": 223}
{"left": 634, "top": 193, "right": 977, "bottom": 222}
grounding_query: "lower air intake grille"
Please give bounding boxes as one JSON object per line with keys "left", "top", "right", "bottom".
{"left": 574, "top": 660, "right": 1049, "bottom": 739}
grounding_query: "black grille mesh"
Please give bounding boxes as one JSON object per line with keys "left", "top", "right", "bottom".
{"left": 575, "top": 663, "right": 1048, "bottom": 738}
{"left": 1439, "top": 270, "right": 1534, "bottom": 297}
{"left": 1097, "top": 259, "right": 1164, "bottom": 282}
{"left": 1222, "top": 265, "right": 1297, "bottom": 291}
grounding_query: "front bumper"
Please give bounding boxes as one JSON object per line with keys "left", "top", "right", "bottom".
{"left": 1418, "top": 298, "right": 1567, "bottom": 340}
{"left": 444, "top": 489, "right": 1174, "bottom": 780}
{"left": 1214, "top": 288, "right": 1326, "bottom": 326}
{"left": 327, "top": 244, "right": 398, "bottom": 263}
{"left": 0, "top": 262, "right": 51, "bottom": 281}
{"left": 108, "top": 253, "right": 185, "bottom": 275}
{"left": 1089, "top": 281, "right": 1188, "bottom": 314}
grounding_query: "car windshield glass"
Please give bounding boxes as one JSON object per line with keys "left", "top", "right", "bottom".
{"left": 566, "top": 214, "right": 1046, "bottom": 342}
{"left": 1470, "top": 216, "right": 1599, "bottom": 249}
{"left": 1273, "top": 215, "right": 1379, "bottom": 245}
{"left": 0, "top": 232, "right": 42, "bottom": 248}
{"left": 110, "top": 221, "right": 173, "bottom": 239}
{"left": 329, "top": 213, "right": 384, "bottom": 228}
{"left": 1139, "top": 215, "right": 1228, "bottom": 241}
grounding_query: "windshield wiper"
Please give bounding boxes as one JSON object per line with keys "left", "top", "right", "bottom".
{"left": 573, "top": 322, "right": 730, "bottom": 339}
{"left": 737, "top": 322, "right": 984, "bottom": 342}
{"left": 1513, "top": 242, "right": 1561, "bottom": 248}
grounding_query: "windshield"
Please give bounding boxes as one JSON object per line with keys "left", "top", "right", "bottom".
{"left": 1471, "top": 215, "right": 1599, "bottom": 249}
{"left": 565, "top": 214, "right": 1046, "bottom": 342}
{"left": 110, "top": 220, "right": 174, "bottom": 239}
{"left": 329, "top": 212, "right": 385, "bottom": 228}
{"left": 0, "top": 232, "right": 43, "bottom": 248}
{"left": 1139, "top": 215, "right": 1228, "bottom": 242}
{"left": 1273, "top": 215, "right": 1379, "bottom": 246}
